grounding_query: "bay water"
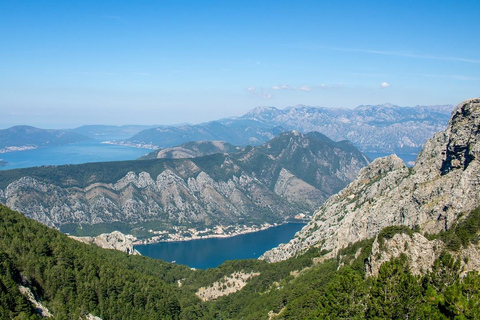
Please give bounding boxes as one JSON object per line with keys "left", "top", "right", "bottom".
{"left": 0, "top": 140, "right": 151, "bottom": 170}
{"left": 135, "top": 223, "right": 306, "bottom": 269}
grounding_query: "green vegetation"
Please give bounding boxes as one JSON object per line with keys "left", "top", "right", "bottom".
{"left": 1, "top": 204, "right": 480, "bottom": 319}
{"left": 426, "top": 206, "right": 480, "bottom": 251}
{"left": 377, "top": 225, "right": 414, "bottom": 248}
{"left": 0, "top": 204, "right": 196, "bottom": 319}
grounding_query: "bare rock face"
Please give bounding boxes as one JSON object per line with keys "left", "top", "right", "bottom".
{"left": 366, "top": 233, "right": 444, "bottom": 277}
{"left": 366, "top": 231, "right": 480, "bottom": 277}
{"left": 70, "top": 231, "right": 140, "bottom": 255}
{"left": 261, "top": 98, "right": 480, "bottom": 263}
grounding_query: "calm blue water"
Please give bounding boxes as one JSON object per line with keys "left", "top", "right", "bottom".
{"left": 0, "top": 140, "right": 151, "bottom": 170}
{"left": 135, "top": 223, "right": 306, "bottom": 269}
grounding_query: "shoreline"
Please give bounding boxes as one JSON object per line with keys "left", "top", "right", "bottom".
{"left": 133, "top": 221, "right": 307, "bottom": 246}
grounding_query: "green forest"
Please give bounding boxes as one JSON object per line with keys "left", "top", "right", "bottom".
{"left": 1, "top": 204, "right": 479, "bottom": 319}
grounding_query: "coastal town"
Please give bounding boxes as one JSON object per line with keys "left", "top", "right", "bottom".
{"left": 133, "top": 223, "right": 279, "bottom": 245}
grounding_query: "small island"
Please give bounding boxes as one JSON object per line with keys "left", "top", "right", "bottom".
{"left": 0, "top": 159, "right": 7, "bottom": 167}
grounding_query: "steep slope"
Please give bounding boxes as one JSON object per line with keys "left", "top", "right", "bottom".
{"left": 3, "top": 200, "right": 479, "bottom": 319}
{"left": 0, "top": 125, "right": 91, "bottom": 153}
{"left": 243, "top": 103, "right": 453, "bottom": 153}
{"left": 140, "top": 140, "right": 241, "bottom": 160}
{"left": 0, "top": 131, "right": 369, "bottom": 239}
{"left": 0, "top": 204, "right": 197, "bottom": 319}
{"left": 261, "top": 98, "right": 479, "bottom": 262}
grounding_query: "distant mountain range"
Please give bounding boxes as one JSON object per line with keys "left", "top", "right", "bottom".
{"left": 242, "top": 104, "right": 454, "bottom": 153}
{"left": 0, "top": 131, "right": 369, "bottom": 239}
{"left": 0, "top": 99, "right": 478, "bottom": 319}
{"left": 0, "top": 125, "right": 91, "bottom": 153}
{"left": 140, "top": 140, "right": 241, "bottom": 160}
{"left": 1, "top": 103, "right": 454, "bottom": 157}
{"left": 112, "top": 103, "right": 454, "bottom": 154}
{"left": 120, "top": 120, "right": 287, "bottom": 149}
{"left": 69, "top": 124, "right": 159, "bottom": 140}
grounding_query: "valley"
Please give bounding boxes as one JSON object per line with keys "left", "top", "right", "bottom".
{"left": 0, "top": 131, "right": 368, "bottom": 243}
{"left": 0, "top": 98, "right": 479, "bottom": 319}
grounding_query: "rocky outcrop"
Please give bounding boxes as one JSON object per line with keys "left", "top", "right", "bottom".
{"left": 18, "top": 285, "right": 53, "bottom": 317}
{"left": 366, "top": 232, "right": 444, "bottom": 276}
{"left": 70, "top": 231, "right": 140, "bottom": 255}
{"left": 0, "top": 131, "right": 369, "bottom": 234}
{"left": 196, "top": 272, "right": 260, "bottom": 301}
{"left": 261, "top": 98, "right": 480, "bottom": 262}
{"left": 366, "top": 231, "right": 480, "bottom": 277}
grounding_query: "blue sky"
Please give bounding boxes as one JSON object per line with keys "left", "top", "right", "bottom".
{"left": 0, "top": 0, "right": 479, "bottom": 128}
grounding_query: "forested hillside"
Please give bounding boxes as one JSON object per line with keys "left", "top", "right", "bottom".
{"left": 1, "top": 203, "right": 480, "bottom": 319}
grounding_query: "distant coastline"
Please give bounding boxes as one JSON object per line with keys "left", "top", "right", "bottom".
{"left": 133, "top": 220, "right": 307, "bottom": 245}
{"left": 101, "top": 140, "right": 159, "bottom": 150}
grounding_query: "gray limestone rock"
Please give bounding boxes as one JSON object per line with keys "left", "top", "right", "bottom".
{"left": 261, "top": 98, "right": 480, "bottom": 263}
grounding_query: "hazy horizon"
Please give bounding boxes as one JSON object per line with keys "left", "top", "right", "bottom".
{"left": 1, "top": 1, "right": 478, "bottom": 129}
{"left": 0, "top": 101, "right": 458, "bottom": 130}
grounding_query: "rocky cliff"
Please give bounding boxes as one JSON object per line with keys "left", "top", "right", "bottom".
{"left": 0, "top": 131, "right": 369, "bottom": 237}
{"left": 261, "top": 98, "right": 480, "bottom": 262}
{"left": 364, "top": 230, "right": 480, "bottom": 277}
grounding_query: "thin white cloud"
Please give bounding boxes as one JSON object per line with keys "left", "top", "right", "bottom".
{"left": 271, "top": 84, "right": 311, "bottom": 91}
{"left": 319, "top": 83, "right": 345, "bottom": 89}
{"left": 381, "top": 82, "right": 390, "bottom": 88}
{"left": 305, "top": 45, "right": 480, "bottom": 65}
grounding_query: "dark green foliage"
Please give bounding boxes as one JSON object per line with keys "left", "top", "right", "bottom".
{"left": 366, "top": 255, "right": 423, "bottom": 319}
{"left": 377, "top": 225, "right": 414, "bottom": 248}
{"left": 427, "top": 207, "right": 480, "bottom": 251}
{"left": 0, "top": 252, "right": 40, "bottom": 319}
{"left": 337, "top": 238, "right": 374, "bottom": 275}
{"left": 0, "top": 204, "right": 199, "bottom": 319}
{"left": 2, "top": 203, "right": 480, "bottom": 319}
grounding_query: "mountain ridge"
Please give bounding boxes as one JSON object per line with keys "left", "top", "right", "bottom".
{"left": 104, "top": 103, "right": 454, "bottom": 154}
{"left": 0, "top": 125, "right": 91, "bottom": 153}
{"left": 261, "top": 97, "right": 480, "bottom": 263}
{"left": 243, "top": 103, "right": 454, "bottom": 153}
{"left": 0, "top": 131, "right": 369, "bottom": 240}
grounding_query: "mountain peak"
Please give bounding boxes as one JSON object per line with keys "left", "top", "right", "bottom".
{"left": 440, "top": 98, "right": 480, "bottom": 174}
{"left": 261, "top": 98, "right": 480, "bottom": 263}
